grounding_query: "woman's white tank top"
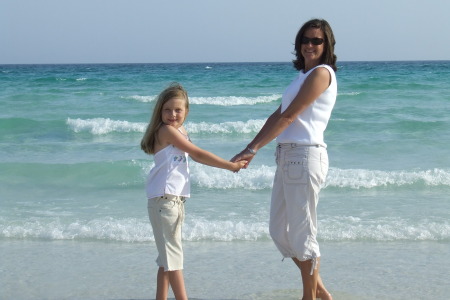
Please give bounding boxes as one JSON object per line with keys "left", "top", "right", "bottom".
{"left": 276, "top": 64, "right": 337, "bottom": 147}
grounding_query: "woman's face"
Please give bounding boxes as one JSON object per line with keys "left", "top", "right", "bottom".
{"left": 301, "top": 27, "right": 325, "bottom": 68}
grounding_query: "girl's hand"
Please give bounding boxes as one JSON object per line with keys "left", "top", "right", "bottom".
{"left": 231, "top": 160, "right": 248, "bottom": 172}
{"left": 231, "top": 148, "right": 256, "bottom": 169}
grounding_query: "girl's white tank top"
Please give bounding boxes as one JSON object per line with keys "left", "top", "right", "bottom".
{"left": 145, "top": 130, "right": 190, "bottom": 199}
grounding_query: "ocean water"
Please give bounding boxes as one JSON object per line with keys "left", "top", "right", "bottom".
{"left": 1, "top": 61, "right": 449, "bottom": 300}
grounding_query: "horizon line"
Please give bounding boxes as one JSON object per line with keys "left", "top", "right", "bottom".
{"left": 1, "top": 59, "right": 449, "bottom": 66}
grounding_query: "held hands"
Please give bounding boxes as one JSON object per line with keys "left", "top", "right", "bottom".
{"left": 230, "top": 147, "right": 256, "bottom": 169}
{"left": 230, "top": 160, "right": 248, "bottom": 172}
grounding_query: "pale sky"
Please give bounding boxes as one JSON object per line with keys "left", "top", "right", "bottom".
{"left": 1, "top": 0, "right": 449, "bottom": 64}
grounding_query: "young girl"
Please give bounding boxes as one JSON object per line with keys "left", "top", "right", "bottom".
{"left": 141, "top": 83, "right": 246, "bottom": 300}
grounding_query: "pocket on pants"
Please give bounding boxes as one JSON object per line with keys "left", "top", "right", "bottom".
{"left": 284, "top": 159, "right": 308, "bottom": 184}
{"left": 158, "top": 200, "right": 179, "bottom": 227}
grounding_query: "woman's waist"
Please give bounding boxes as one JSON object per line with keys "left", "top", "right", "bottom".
{"left": 277, "top": 143, "right": 325, "bottom": 149}
{"left": 275, "top": 142, "right": 328, "bottom": 162}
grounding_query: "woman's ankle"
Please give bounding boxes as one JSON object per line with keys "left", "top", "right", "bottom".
{"left": 316, "top": 288, "right": 332, "bottom": 300}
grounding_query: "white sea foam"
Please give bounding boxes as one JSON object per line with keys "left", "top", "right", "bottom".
{"left": 183, "top": 218, "right": 268, "bottom": 241}
{"left": 191, "top": 163, "right": 274, "bottom": 190}
{"left": 67, "top": 118, "right": 147, "bottom": 134}
{"left": 135, "top": 159, "right": 450, "bottom": 190}
{"left": 121, "top": 94, "right": 280, "bottom": 106}
{"left": 185, "top": 119, "right": 265, "bottom": 134}
{"left": 66, "top": 118, "right": 264, "bottom": 135}
{"left": 326, "top": 168, "right": 450, "bottom": 189}
{"left": 0, "top": 217, "right": 269, "bottom": 242}
{"left": 320, "top": 216, "right": 450, "bottom": 241}
{"left": 189, "top": 95, "right": 280, "bottom": 106}
{"left": 1, "top": 215, "right": 448, "bottom": 242}
{"left": 121, "top": 95, "right": 157, "bottom": 102}
{"left": 338, "top": 91, "right": 361, "bottom": 96}
{"left": 191, "top": 164, "right": 450, "bottom": 190}
{"left": 0, "top": 218, "right": 152, "bottom": 242}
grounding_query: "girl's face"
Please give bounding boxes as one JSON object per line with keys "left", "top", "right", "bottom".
{"left": 161, "top": 97, "right": 188, "bottom": 128}
{"left": 301, "top": 27, "right": 325, "bottom": 68}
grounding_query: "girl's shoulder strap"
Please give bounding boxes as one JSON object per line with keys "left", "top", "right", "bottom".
{"left": 177, "top": 127, "right": 191, "bottom": 141}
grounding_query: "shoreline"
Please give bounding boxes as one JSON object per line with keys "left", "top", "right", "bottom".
{"left": 1, "top": 239, "right": 449, "bottom": 299}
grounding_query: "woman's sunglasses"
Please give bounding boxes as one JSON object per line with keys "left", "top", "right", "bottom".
{"left": 301, "top": 37, "right": 324, "bottom": 45}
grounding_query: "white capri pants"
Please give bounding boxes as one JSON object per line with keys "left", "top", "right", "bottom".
{"left": 269, "top": 143, "right": 328, "bottom": 274}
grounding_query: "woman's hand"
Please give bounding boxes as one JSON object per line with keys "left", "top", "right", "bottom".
{"left": 231, "top": 148, "right": 256, "bottom": 169}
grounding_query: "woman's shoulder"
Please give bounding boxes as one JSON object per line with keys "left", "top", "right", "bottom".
{"left": 311, "top": 64, "right": 335, "bottom": 74}
{"left": 309, "top": 65, "right": 336, "bottom": 83}
{"left": 303, "top": 65, "right": 336, "bottom": 90}
{"left": 306, "top": 65, "right": 332, "bottom": 80}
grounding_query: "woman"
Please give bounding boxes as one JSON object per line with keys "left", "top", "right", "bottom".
{"left": 231, "top": 19, "right": 337, "bottom": 300}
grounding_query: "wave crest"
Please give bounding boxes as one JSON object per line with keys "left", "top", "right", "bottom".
{"left": 2, "top": 216, "right": 448, "bottom": 242}
{"left": 66, "top": 118, "right": 264, "bottom": 135}
{"left": 185, "top": 119, "right": 264, "bottom": 134}
{"left": 320, "top": 216, "right": 450, "bottom": 241}
{"left": 0, "top": 217, "right": 269, "bottom": 242}
{"left": 120, "top": 95, "right": 157, "bottom": 102}
{"left": 121, "top": 94, "right": 280, "bottom": 106}
{"left": 191, "top": 163, "right": 274, "bottom": 190}
{"left": 326, "top": 168, "right": 450, "bottom": 189}
{"left": 189, "top": 95, "right": 280, "bottom": 106}
{"left": 191, "top": 164, "right": 450, "bottom": 190}
{"left": 67, "top": 118, "right": 147, "bottom": 134}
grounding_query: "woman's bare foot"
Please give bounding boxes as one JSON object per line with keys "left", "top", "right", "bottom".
{"left": 316, "top": 288, "right": 333, "bottom": 300}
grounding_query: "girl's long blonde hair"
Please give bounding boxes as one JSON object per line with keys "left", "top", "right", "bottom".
{"left": 140, "top": 83, "right": 189, "bottom": 154}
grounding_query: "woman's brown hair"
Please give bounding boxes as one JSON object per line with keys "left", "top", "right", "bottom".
{"left": 292, "top": 19, "right": 337, "bottom": 72}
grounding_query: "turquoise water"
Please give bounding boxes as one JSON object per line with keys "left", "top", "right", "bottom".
{"left": 1, "top": 61, "right": 449, "bottom": 299}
